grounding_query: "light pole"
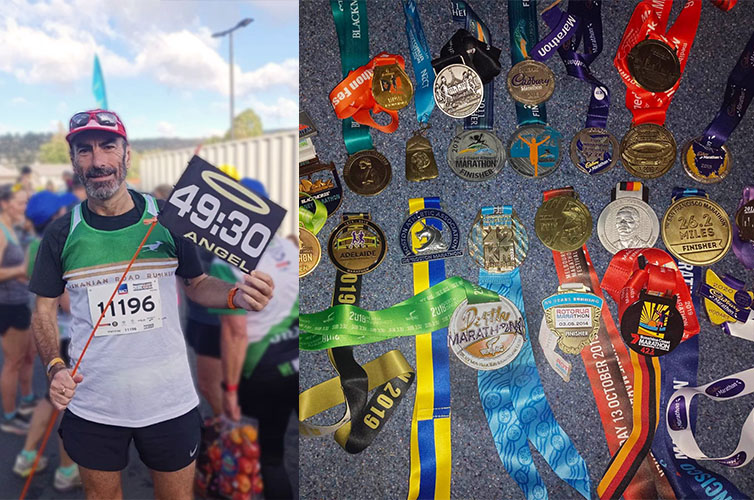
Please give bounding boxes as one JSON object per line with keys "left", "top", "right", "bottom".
{"left": 212, "top": 18, "right": 253, "bottom": 140}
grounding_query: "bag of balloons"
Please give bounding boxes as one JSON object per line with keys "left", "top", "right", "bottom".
{"left": 195, "top": 416, "right": 263, "bottom": 500}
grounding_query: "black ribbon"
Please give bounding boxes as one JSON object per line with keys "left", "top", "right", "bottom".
{"left": 431, "top": 29, "right": 502, "bottom": 84}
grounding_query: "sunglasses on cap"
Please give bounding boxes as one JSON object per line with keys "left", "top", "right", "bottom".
{"left": 69, "top": 111, "right": 121, "bottom": 131}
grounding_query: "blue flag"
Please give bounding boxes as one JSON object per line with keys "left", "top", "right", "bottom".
{"left": 92, "top": 54, "right": 108, "bottom": 110}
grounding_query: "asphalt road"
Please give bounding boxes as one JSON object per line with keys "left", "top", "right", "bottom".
{"left": 0, "top": 344, "right": 298, "bottom": 500}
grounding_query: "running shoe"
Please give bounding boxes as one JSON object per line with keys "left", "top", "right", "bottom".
{"left": 0, "top": 415, "right": 29, "bottom": 435}
{"left": 12, "top": 452, "right": 48, "bottom": 477}
{"left": 54, "top": 465, "right": 83, "bottom": 492}
{"left": 17, "top": 398, "right": 38, "bottom": 417}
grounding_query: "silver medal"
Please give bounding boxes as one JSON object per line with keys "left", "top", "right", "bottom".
{"left": 597, "top": 189, "right": 659, "bottom": 254}
{"left": 433, "top": 64, "right": 484, "bottom": 119}
{"left": 447, "top": 129, "right": 504, "bottom": 182}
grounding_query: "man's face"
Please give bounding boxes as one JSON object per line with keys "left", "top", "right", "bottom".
{"left": 70, "top": 130, "right": 129, "bottom": 201}
{"left": 616, "top": 207, "right": 639, "bottom": 237}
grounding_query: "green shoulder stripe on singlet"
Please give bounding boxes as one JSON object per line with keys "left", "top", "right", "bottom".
{"left": 26, "top": 238, "right": 41, "bottom": 278}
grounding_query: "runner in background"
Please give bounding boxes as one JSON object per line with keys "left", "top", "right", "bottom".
{"left": 29, "top": 109, "right": 275, "bottom": 500}
{"left": 0, "top": 183, "right": 35, "bottom": 435}
{"left": 12, "top": 190, "right": 82, "bottom": 492}
{"left": 211, "top": 178, "right": 298, "bottom": 500}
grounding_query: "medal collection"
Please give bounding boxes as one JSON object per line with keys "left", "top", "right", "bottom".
{"left": 299, "top": 1, "right": 754, "bottom": 498}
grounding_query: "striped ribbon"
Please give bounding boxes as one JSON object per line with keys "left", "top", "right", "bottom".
{"left": 407, "top": 197, "right": 452, "bottom": 500}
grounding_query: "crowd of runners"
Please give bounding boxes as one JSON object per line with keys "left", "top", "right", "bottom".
{"left": 0, "top": 110, "right": 298, "bottom": 499}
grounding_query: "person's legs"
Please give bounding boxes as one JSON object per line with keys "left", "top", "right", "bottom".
{"left": 150, "top": 461, "right": 195, "bottom": 500}
{"left": 78, "top": 467, "right": 122, "bottom": 500}
{"left": 1, "top": 325, "right": 29, "bottom": 415}
{"left": 195, "top": 354, "right": 222, "bottom": 416}
{"left": 21, "top": 397, "right": 53, "bottom": 451}
{"left": 18, "top": 335, "right": 35, "bottom": 401}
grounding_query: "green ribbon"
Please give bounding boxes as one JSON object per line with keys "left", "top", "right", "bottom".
{"left": 300, "top": 277, "right": 500, "bottom": 350}
{"left": 508, "top": 0, "right": 547, "bottom": 125}
{"left": 299, "top": 192, "right": 327, "bottom": 235}
{"left": 330, "top": 0, "right": 374, "bottom": 154}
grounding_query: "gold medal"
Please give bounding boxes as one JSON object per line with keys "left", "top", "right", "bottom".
{"left": 299, "top": 227, "right": 321, "bottom": 278}
{"left": 372, "top": 63, "right": 414, "bottom": 111}
{"left": 506, "top": 60, "right": 555, "bottom": 106}
{"left": 662, "top": 196, "right": 732, "bottom": 266}
{"left": 328, "top": 214, "right": 387, "bottom": 275}
{"left": 620, "top": 123, "right": 677, "bottom": 179}
{"left": 535, "top": 194, "right": 593, "bottom": 252}
{"left": 405, "top": 129, "right": 438, "bottom": 181}
{"left": 542, "top": 283, "right": 603, "bottom": 354}
{"left": 681, "top": 138, "right": 732, "bottom": 184}
{"left": 343, "top": 150, "right": 392, "bottom": 196}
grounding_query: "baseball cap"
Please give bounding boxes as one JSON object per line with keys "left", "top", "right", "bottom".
{"left": 240, "top": 178, "right": 268, "bottom": 199}
{"left": 66, "top": 109, "right": 128, "bottom": 144}
{"left": 25, "top": 191, "right": 68, "bottom": 228}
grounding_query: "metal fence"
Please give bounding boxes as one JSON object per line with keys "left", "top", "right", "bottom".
{"left": 138, "top": 130, "right": 298, "bottom": 236}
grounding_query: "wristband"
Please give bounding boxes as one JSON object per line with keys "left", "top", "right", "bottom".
{"left": 46, "top": 357, "right": 65, "bottom": 377}
{"left": 227, "top": 286, "right": 239, "bottom": 310}
{"left": 221, "top": 381, "right": 238, "bottom": 392}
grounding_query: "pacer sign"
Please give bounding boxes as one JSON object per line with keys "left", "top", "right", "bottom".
{"left": 158, "top": 155, "right": 287, "bottom": 272}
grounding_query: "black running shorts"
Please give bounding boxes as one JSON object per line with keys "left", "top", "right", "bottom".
{"left": 0, "top": 304, "right": 31, "bottom": 335}
{"left": 59, "top": 406, "right": 202, "bottom": 472}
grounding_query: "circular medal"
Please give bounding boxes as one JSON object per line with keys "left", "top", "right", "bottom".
{"left": 433, "top": 64, "right": 484, "bottom": 118}
{"left": 662, "top": 196, "right": 732, "bottom": 266}
{"left": 735, "top": 200, "right": 754, "bottom": 241}
{"left": 620, "top": 293, "right": 683, "bottom": 357}
{"left": 597, "top": 198, "right": 660, "bottom": 254}
{"left": 448, "top": 297, "right": 526, "bottom": 371}
{"left": 681, "top": 138, "right": 732, "bottom": 184}
{"left": 570, "top": 127, "right": 619, "bottom": 175}
{"left": 372, "top": 63, "right": 414, "bottom": 111}
{"left": 620, "top": 123, "right": 677, "bottom": 179}
{"left": 467, "top": 209, "right": 528, "bottom": 273}
{"left": 328, "top": 217, "right": 387, "bottom": 275}
{"left": 506, "top": 60, "right": 555, "bottom": 105}
{"left": 626, "top": 39, "right": 681, "bottom": 93}
{"left": 299, "top": 227, "right": 321, "bottom": 278}
{"left": 343, "top": 150, "right": 392, "bottom": 196}
{"left": 535, "top": 196, "right": 593, "bottom": 252}
{"left": 447, "top": 130, "right": 504, "bottom": 182}
{"left": 507, "top": 124, "right": 562, "bottom": 178}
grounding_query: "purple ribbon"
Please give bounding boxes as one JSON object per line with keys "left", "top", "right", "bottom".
{"left": 531, "top": 7, "right": 579, "bottom": 62}
{"left": 701, "top": 31, "right": 754, "bottom": 150}
{"left": 539, "top": 0, "right": 609, "bottom": 129}
{"left": 733, "top": 186, "right": 754, "bottom": 269}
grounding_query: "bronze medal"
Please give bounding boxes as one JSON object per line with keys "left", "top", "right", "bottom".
{"left": 569, "top": 127, "right": 619, "bottom": 175}
{"left": 620, "top": 123, "right": 677, "bottom": 179}
{"left": 299, "top": 159, "right": 343, "bottom": 217}
{"left": 372, "top": 63, "right": 414, "bottom": 111}
{"left": 343, "top": 150, "right": 392, "bottom": 196}
{"left": 299, "top": 226, "right": 321, "bottom": 278}
{"left": 328, "top": 215, "right": 387, "bottom": 275}
{"left": 405, "top": 129, "right": 438, "bottom": 181}
{"left": 506, "top": 59, "right": 555, "bottom": 106}
{"left": 661, "top": 196, "right": 732, "bottom": 266}
{"left": 535, "top": 195, "right": 593, "bottom": 252}
{"left": 681, "top": 138, "right": 732, "bottom": 184}
{"left": 626, "top": 39, "right": 681, "bottom": 93}
{"left": 735, "top": 200, "right": 754, "bottom": 241}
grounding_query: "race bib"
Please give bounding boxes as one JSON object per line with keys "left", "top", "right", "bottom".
{"left": 87, "top": 279, "right": 163, "bottom": 337}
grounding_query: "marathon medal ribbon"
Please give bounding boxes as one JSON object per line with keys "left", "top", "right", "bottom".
{"left": 682, "top": 31, "right": 754, "bottom": 183}
{"left": 506, "top": 0, "right": 562, "bottom": 178}
{"left": 732, "top": 186, "right": 754, "bottom": 268}
{"left": 597, "top": 249, "right": 697, "bottom": 500}
{"left": 540, "top": 187, "right": 676, "bottom": 500}
{"left": 402, "top": 0, "right": 438, "bottom": 182}
{"left": 471, "top": 205, "right": 591, "bottom": 500}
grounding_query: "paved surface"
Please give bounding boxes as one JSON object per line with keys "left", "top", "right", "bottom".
{"left": 300, "top": 1, "right": 754, "bottom": 499}
{"left": 0, "top": 339, "right": 298, "bottom": 500}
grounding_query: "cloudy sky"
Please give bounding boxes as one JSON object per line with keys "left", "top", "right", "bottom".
{"left": 0, "top": 0, "right": 298, "bottom": 139}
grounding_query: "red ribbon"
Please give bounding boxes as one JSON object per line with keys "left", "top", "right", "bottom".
{"left": 329, "top": 52, "right": 405, "bottom": 134}
{"left": 601, "top": 248, "right": 700, "bottom": 340}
